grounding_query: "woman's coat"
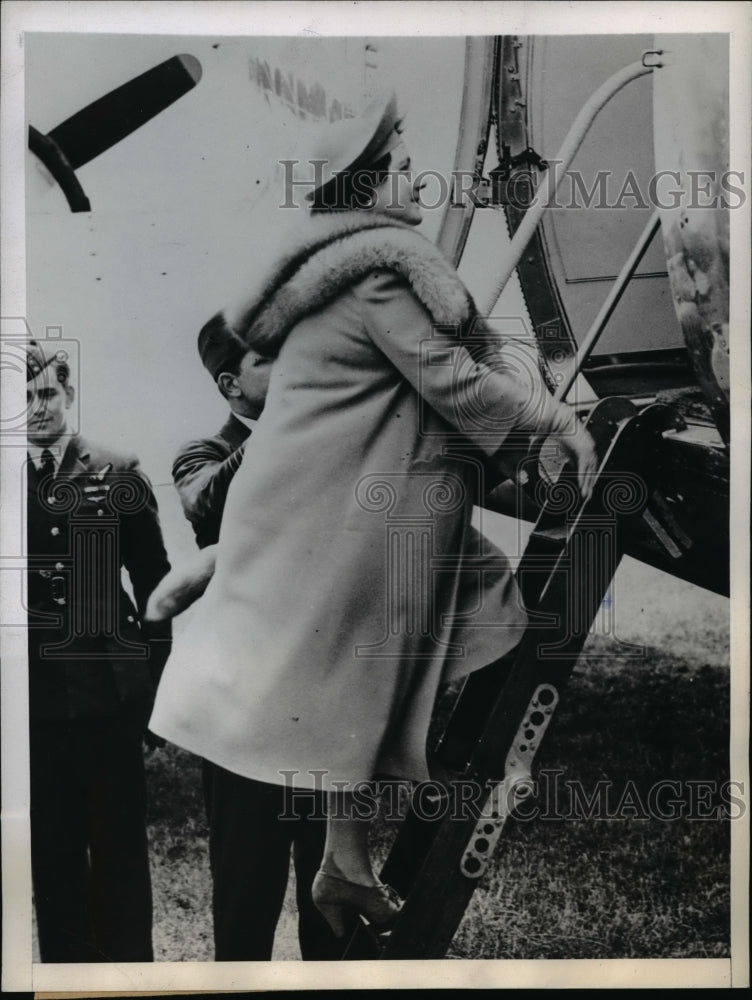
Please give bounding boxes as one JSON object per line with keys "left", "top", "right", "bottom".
{"left": 150, "top": 216, "right": 534, "bottom": 790}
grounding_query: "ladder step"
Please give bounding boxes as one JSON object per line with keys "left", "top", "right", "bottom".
{"left": 531, "top": 523, "right": 568, "bottom": 543}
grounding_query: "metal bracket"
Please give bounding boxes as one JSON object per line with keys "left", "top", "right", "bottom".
{"left": 642, "top": 49, "right": 664, "bottom": 69}
{"left": 491, "top": 143, "right": 549, "bottom": 181}
{"left": 461, "top": 683, "right": 559, "bottom": 879}
{"left": 469, "top": 144, "right": 549, "bottom": 208}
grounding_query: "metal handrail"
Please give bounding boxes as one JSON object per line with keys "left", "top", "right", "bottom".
{"left": 481, "top": 58, "right": 657, "bottom": 316}
{"left": 554, "top": 209, "right": 662, "bottom": 403}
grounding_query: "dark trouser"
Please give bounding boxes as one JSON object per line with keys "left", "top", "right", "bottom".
{"left": 30, "top": 711, "right": 153, "bottom": 963}
{"left": 202, "top": 760, "right": 341, "bottom": 961}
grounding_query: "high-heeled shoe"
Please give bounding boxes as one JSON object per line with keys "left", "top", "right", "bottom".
{"left": 312, "top": 868, "right": 404, "bottom": 938}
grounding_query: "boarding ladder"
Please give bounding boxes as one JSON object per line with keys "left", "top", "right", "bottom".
{"left": 339, "top": 395, "right": 687, "bottom": 959}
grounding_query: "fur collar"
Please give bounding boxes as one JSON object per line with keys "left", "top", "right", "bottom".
{"left": 223, "top": 211, "right": 478, "bottom": 355}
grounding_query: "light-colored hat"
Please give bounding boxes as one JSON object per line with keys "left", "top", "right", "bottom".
{"left": 306, "top": 91, "right": 403, "bottom": 200}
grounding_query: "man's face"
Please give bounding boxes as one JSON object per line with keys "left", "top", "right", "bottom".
{"left": 27, "top": 367, "right": 74, "bottom": 446}
{"left": 233, "top": 350, "right": 273, "bottom": 416}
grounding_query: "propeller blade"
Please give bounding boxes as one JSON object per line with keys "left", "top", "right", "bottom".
{"left": 42, "top": 53, "right": 202, "bottom": 170}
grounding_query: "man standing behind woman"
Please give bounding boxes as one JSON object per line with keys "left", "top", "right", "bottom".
{"left": 171, "top": 319, "right": 339, "bottom": 960}
{"left": 150, "top": 92, "right": 597, "bottom": 940}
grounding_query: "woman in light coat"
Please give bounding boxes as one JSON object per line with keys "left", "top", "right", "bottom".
{"left": 149, "top": 93, "right": 597, "bottom": 936}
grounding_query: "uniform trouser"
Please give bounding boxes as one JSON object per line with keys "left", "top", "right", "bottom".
{"left": 202, "top": 760, "right": 341, "bottom": 961}
{"left": 30, "top": 710, "right": 153, "bottom": 963}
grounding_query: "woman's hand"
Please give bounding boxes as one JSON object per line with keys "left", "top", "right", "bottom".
{"left": 541, "top": 397, "right": 598, "bottom": 501}
{"left": 537, "top": 399, "right": 599, "bottom": 501}
{"left": 557, "top": 420, "right": 598, "bottom": 500}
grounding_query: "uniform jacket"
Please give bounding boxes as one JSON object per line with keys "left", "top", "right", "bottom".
{"left": 151, "top": 212, "right": 544, "bottom": 790}
{"left": 27, "top": 434, "right": 172, "bottom": 720}
{"left": 172, "top": 415, "right": 251, "bottom": 549}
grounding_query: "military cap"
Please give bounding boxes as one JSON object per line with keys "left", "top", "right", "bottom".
{"left": 26, "top": 340, "right": 69, "bottom": 382}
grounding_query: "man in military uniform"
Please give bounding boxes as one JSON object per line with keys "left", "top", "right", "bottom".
{"left": 171, "top": 315, "right": 338, "bottom": 961}
{"left": 26, "top": 340, "right": 172, "bottom": 962}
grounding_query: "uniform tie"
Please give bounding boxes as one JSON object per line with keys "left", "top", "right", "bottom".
{"left": 39, "top": 448, "right": 56, "bottom": 479}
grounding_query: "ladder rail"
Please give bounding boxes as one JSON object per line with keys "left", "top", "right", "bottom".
{"left": 341, "top": 399, "right": 678, "bottom": 960}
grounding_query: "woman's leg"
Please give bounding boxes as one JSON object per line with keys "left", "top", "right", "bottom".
{"left": 312, "top": 790, "right": 403, "bottom": 937}
{"left": 320, "top": 791, "right": 378, "bottom": 886}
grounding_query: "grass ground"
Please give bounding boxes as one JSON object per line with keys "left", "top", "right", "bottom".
{"left": 445, "top": 637, "right": 730, "bottom": 960}
{"left": 144, "top": 553, "right": 733, "bottom": 962}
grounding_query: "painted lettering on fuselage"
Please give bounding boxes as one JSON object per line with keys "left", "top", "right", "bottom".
{"left": 249, "top": 55, "right": 353, "bottom": 122}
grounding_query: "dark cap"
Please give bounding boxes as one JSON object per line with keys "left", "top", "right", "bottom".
{"left": 306, "top": 91, "right": 404, "bottom": 200}
{"left": 198, "top": 313, "right": 247, "bottom": 381}
{"left": 26, "top": 340, "right": 70, "bottom": 382}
